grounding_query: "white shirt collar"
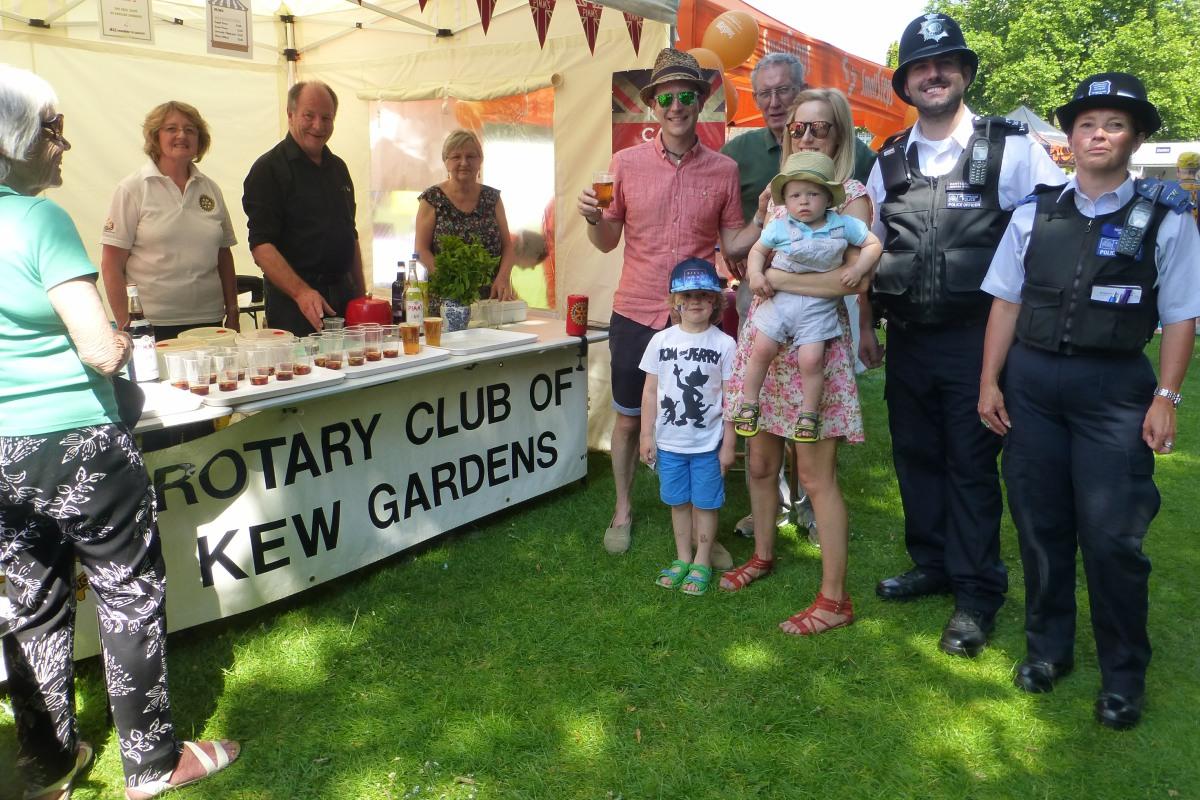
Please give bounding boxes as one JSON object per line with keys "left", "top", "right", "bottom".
{"left": 908, "top": 106, "right": 975, "bottom": 152}
{"left": 139, "top": 158, "right": 196, "bottom": 184}
{"left": 1058, "top": 173, "right": 1134, "bottom": 206}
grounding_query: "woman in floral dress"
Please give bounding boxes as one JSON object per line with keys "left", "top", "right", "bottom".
{"left": 721, "top": 89, "right": 872, "bottom": 637}
{"left": 415, "top": 128, "right": 516, "bottom": 300}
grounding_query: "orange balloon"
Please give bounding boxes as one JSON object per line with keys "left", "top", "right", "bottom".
{"left": 701, "top": 11, "right": 759, "bottom": 69}
{"left": 723, "top": 74, "right": 739, "bottom": 123}
{"left": 687, "top": 46, "right": 724, "bottom": 71}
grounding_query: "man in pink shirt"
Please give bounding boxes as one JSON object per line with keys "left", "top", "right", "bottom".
{"left": 579, "top": 48, "right": 763, "bottom": 555}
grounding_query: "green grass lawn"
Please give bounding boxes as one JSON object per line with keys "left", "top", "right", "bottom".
{"left": 3, "top": 342, "right": 1199, "bottom": 799}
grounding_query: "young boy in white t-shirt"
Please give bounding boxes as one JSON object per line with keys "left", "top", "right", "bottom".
{"left": 638, "top": 258, "right": 736, "bottom": 595}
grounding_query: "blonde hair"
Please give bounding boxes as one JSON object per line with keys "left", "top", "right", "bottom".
{"left": 442, "top": 129, "right": 483, "bottom": 162}
{"left": 143, "top": 101, "right": 210, "bottom": 163}
{"left": 781, "top": 88, "right": 856, "bottom": 184}
{"left": 668, "top": 289, "right": 725, "bottom": 326}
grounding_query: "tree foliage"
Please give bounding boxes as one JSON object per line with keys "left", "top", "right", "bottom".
{"left": 932, "top": 0, "right": 1200, "bottom": 139}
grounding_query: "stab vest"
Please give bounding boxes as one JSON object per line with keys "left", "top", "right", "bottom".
{"left": 1015, "top": 182, "right": 1175, "bottom": 355}
{"left": 873, "top": 117, "right": 1023, "bottom": 327}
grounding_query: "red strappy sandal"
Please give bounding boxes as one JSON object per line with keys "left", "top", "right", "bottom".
{"left": 780, "top": 592, "right": 855, "bottom": 636}
{"left": 719, "top": 554, "right": 774, "bottom": 592}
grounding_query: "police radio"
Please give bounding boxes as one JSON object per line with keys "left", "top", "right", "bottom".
{"left": 967, "top": 139, "right": 990, "bottom": 186}
{"left": 1116, "top": 198, "right": 1154, "bottom": 257}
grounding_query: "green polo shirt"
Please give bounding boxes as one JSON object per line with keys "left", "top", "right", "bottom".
{"left": 721, "top": 127, "right": 782, "bottom": 222}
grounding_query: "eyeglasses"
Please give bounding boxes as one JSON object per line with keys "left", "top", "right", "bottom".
{"left": 162, "top": 123, "right": 200, "bottom": 137}
{"left": 788, "top": 120, "right": 833, "bottom": 140}
{"left": 655, "top": 90, "right": 699, "bottom": 108}
{"left": 754, "top": 85, "right": 799, "bottom": 103}
{"left": 41, "top": 113, "right": 65, "bottom": 144}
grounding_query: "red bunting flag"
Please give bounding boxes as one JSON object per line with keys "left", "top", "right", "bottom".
{"left": 529, "top": 0, "right": 556, "bottom": 49}
{"left": 575, "top": 0, "right": 603, "bottom": 55}
{"left": 417, "top": 0, "right": 428, "bottom": 10}
{"left": 477, "top": 0, "right": 496, "bottom": 33}
{"left": 622, "top": 11, "right": 642, "bottom": 54}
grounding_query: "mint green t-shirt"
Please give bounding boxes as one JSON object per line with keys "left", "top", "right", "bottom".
{"left": 0, "top": 185, "right": 119, "bottom": 435}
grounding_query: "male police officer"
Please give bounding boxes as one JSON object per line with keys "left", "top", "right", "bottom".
{"left": 978, "top": 73, "right": 1200, "bottom": 729}
{"left": 863, "top": 13, "right": 1064, "bottom": 657}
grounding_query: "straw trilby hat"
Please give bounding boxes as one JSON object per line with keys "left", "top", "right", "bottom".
{"left": 638, "top": 48, "right": 715, "bottom": 107}
{"left": 769, "top": 152, "right": 846, "bottom": 207}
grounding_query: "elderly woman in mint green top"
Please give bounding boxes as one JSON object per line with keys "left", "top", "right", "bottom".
{"left": 0, "top": 65, "right": 239, "bottom": 800}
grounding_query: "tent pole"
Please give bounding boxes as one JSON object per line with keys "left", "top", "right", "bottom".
{"left": 344, "top": 0, "right": 440, "bottom": 34}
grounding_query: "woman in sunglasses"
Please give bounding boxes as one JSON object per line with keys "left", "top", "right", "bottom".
{"left": 0, "top": 65, "right": 239, "bottom": 799}
{"left": 721, "top": 89, "right": 875, "bottom": 637}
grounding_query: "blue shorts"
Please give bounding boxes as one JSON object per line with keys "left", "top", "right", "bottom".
{"left": 656, "top": 446, "right": 725, "bottom": 509}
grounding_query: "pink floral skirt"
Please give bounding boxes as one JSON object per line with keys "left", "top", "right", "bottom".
{"left": 723, "top": 296, "right": 865, "bottom": 443}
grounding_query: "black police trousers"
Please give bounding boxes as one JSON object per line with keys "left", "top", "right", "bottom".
{"left": 884, "top": 321, "right": 1007, "bottom": 614}
{"left": 1003, "top": 343, "right": 1159, "bottom": 698}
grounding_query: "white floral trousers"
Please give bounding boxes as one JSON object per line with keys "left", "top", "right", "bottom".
{"left": 1, "top": 424, "right": 181, "bottom": 792}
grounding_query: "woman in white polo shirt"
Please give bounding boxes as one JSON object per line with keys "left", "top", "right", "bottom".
{"left": 101, "top": 101, "right": 240, "bottom": 340}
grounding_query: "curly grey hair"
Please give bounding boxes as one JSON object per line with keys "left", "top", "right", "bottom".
{"left": 0, "top": 64, "right": 58, "bottom": 183}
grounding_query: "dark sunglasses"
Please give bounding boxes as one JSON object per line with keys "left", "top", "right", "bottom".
{"left": 788, "top": 120, "right": 833, "bottom": 140}
{"left": 655, "top": 90, "right": 699, "bottom": 108}
{"left": 41, "top": 113, "right": 65, "bottom": 142}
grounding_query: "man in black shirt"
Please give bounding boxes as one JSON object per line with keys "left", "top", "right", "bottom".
{"left": 243, "top": 81, "right": 364, "bottom": 334}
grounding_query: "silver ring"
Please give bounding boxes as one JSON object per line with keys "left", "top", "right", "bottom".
{"left": 981, "top": 419, "right": 991, "bottom": 429}
{"left": 1165, "top": 441, "right": 1174, "bottom": 449}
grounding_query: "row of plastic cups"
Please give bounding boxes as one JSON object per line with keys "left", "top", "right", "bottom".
{"left": 164, "top": 344, "right": 315, "bottom": 395}
{"left": 305, "top": 319, "right": 443, "bottom": 366}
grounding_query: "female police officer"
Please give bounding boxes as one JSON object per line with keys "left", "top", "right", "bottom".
{"left": 977, "top": 73, "right": 1200, "bottom": 730}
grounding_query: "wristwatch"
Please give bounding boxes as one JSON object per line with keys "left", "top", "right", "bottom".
{"left": 1154, "top": 386, "right": 1183, "bottom": 407}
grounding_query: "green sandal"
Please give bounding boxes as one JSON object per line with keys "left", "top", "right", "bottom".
{"left": 656, "top": 559, "right": 689, "bottom": 589}
{"left": 733, "top": 402, "right": 761, "bottom": 437}
{"left": 681, "top": 563, "right": 713, "bottom": 596}
{"left": 792, "top": 411, "right": 820, "bottom": 443}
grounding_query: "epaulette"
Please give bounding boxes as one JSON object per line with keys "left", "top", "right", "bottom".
{"left": 881, "top": 128, "right": 909, "bottom": 150}
{"left": 1137, "top": 178, "right": 1195, "bottom": 214}
{"left": 972, "top": 116, "right": 1029, "bottom": 136}
{"left": 1017, "top": 183, "right": 1066, "bottom": 206}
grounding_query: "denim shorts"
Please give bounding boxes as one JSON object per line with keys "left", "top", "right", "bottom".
{"left": 656, "top": 446, "right": 725, "bottom": 509}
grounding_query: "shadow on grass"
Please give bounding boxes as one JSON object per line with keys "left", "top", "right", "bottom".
{"left": 5, "top": 352, "right": 1200, "bottom": 798}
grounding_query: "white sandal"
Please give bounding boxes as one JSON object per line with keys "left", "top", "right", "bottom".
{"left": 124, "top": 740, "right": 240, "bottom": 799}
{"left": 23, "top": 740, "right": 93, "bottom": 800}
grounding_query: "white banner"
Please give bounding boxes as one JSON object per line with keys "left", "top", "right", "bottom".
{"left": 0, "top": 350, "right": 586, "bottom": 677}
{"left": 98, "top": 0, "right": 154, "bottom": 42}
{"left": 206, "top": 0, "right": 253, "bottom": 59}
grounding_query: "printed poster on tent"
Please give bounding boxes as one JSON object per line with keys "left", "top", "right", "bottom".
{"left": 207, "top": 0, "right": 253, "bottom": 59}
{"left": 98, "top": 0, "right": 153, "bottom": 42}
{"left": 610, "top": 69, "right": 727, "bottom": 154}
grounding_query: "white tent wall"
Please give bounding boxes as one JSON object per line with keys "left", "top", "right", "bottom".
{"left": 1, "top": 1, "right": 671, "bottom": 451}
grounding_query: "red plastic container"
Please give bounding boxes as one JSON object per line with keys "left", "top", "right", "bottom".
{"left": 345, "top": 293, "right": 392, "bottom": 327}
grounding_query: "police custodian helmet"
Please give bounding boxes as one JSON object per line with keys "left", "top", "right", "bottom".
{"left": 891, "top": 13, "right": 979, "bottom": 104}
{"left": 1054, "top": 72, "right": 1162, "bottom": 135}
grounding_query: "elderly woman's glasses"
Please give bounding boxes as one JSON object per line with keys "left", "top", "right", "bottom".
{"left": 789, "top": 120, "right": 833, "bottom": 140}
{"left": 655, "top": 90, "right": 698, "bottom": 108}
{"left": 41, "top": 113, "right": 65, "bottom": 144}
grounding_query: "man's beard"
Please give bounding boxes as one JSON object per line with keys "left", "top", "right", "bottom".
{"left": 913, "top": 83, "right": 965, "bottom": 121}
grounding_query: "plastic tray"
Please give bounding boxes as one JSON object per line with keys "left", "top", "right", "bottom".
{"left": 199, "top": 366, "right": 345, "bottom": 406}
{"left": 341, "top": 349, "right": 449, "bottom": 378}
{"left": 432, "top": 328, "right": 539, "bottom": 355}
{"left": 140, "top": 381, "right": 203, "bottom": 419}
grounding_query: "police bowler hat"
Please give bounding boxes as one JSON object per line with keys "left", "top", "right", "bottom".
{"left": 891, "top": 13, "right": 978, "bottom": 104}
{"left": 1055, "top": 72, "right": 1161, "bottom": 135}
{"left": 669, "top": 258, "right": 722, "bottom": 294}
